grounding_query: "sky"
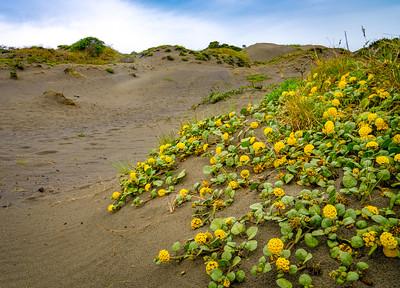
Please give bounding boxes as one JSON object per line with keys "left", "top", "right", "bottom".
{"left": 0, "top": 0, "right": 399, "bottom": 53}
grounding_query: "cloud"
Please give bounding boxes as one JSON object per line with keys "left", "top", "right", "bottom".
{"left": 0, "top": 0, "right": 399, "bottom": 52}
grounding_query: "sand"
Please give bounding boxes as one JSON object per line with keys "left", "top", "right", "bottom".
{"left": 1, "top": 47, "right": 398, "bottom": 288}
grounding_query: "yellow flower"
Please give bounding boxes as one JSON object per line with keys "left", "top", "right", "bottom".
{"left": 264, "top": 127, "right": 273, "bottom": 135}
{"left": 129, "top": 171, "right": 137, "bottom": 181}
{"left": 358, "top": 80, "right": 367, "bottom": 86}
{"left": 276, "top": 257, "right": 290, "bottom": 272}
{"left": 111, "top": 191, "right": 121, "bottom": 200}
{"left": 323, "top": 121, "right": 335, "bottom": 134}
{"left": 191, "top": 217, "right": 203, "bottom": 229}
{"left": 349, "top": 76, "right": 357, "bottom": 83}
{"left": 205, "top": 261, "right": 219, "bottom": 274}
{"left": 194, "top": 232, "right": 208, "bottom": 245}
{"left": 363, "top": 231, "right": 377, "bottom": 247}
{"left": 158, "top": 249, "right": 170, "bottom": 263}
{"left": 249, "top": 136, "right": 256, "bottom": 144}
{"left": 239, "top": 155, "right": 250, "bottom": 163}
{"left": 145, "top": 183, "right": 151, "bottom": 191}
{"left": 380, "top": 232, "right": 398, "bottom": 249}
{"left": 375, "top": 118, "right": 388, "bottom": 130}
{"left": 228, "top": 180, "right": 239, "bottom": 190}
{"left": 338, "top": 80, "right": 347, "bottom": 89}
{"left": 158, "top": 189, "right": 166, "bottom": 197}
{"left": 176, "top": 142, "right": 186, "bottom": 150}
{"left": 199, "top": 187, "right": 212, "bottom": 196}
{"left": 334, "top": 91, "right": 343, "bottom": 98}
{"left": 359, "top": 124, "right": 372, "bottom": 138}
{"left": 304, "top": 144, "right": 314, "bottom": 155}
{"left": 327, "top": 107, "right": 338, "bottom": 118}
{"left": 203, "top": 143, "right": 209, "bottom": 151}
{"left": 250, "top": 121, "right": 259, "bottom": 129}
{"left": 273, "top": 187, "right": 285, "bottom": 197}
{"left": 213, "top": 199, "right": 225, "bottom": 209}
{"left": 240, "top": 169, "right": 250, "bottom": 179}
{"left": 253, "top": 141, "right": 266, "bottom": 153}
{"left": 323, "top": 204, "right": 337, "bottom": 219}
{"left": 216, "top": 146, "right": 223, "bottom": 154}
{"left": 210, "top": 157, "right": 216, "bottom": 165}
{"left": 274, "top": 141, "right": 285, "bottom": 153}
{"left": 223, "top": 133, "right": 229, "bottom": 141}
{"left": 295, "top": 130, "right": 303, "bottom": 138}
{"left": 287, "top": 132, "right": 297, "bottom": 145}
{"left": 376, "top": 156, "right": 389, "bottom": 165}
{"left": 394, "top": 154, "right": 400, "bottom": 162}
{"left": 229, "top": 111, "right": 236, "bottom": 118}
{"left": 214, "top": 229, "right": 227, "bottom": 240}
{"left": 215, "top": 119, "right": 223, "bottom": 127}
{"left": 368, "top": 113, "right": 378, "bottom": 122}
{"left": 107, "top": 204, "right": 115, "bottom": 213}
{"left": 179, "top": 188, "right": 189, "bottom": 198}
{"left": 393, "top": 134, "right": 400, "bottom": 144}
{"left": 310, "top": 86, "right": 318, "bottom": 94}
{"left": 368, "top": 74, "right": 374, "bottom": 80}
{"left": 223, "top": 278, "right": 231, "bottom": 287}
{"left": 267, "top": 238, "right": 284, "bottom": 255}
{"left": 273, "top": 201, "right": 286, "bottom": 210}
{"left": 378, "top": 89, "right": 390, "bottom": 99}
{"left": 365, "top": 205, "right": 379, "bottom": 215}
{"left": 273, "top": 156, "right": 287, "bottom": 168}
{"left": 366, "top": 141, "right": 379, "bottom": 149}
{"left": 332, "top": 99, "right": 340, "bottom": 107}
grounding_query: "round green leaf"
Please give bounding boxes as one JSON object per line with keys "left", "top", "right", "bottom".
{"left": 298, "top": 274, "right": 312, "bottom": 286}
{"left": 276, "top": 278, "right": 293, "bottom": 288}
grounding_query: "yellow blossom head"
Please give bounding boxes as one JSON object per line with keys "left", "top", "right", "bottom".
{"left": 250, "top": 121, "right": 259, "bottom": 129}
{"left": 275, "top": 257, "right": 290, "bottom": 272}
{"left": 214, "top": 229, "right": 227, "bottom": 240}
{"left": 273, "top": 187, "right": 285, "bottom": 197}
{"left": 179, "top": 188, "right": 189, "bottom": 198}
{"left": 158, "top": 189, "right": 166, "bottom": 197}
{"left": 176, "top": 142, "right": 186, "bottom": 150}
{"left": 376, "top": 155, "right": 389, "bottom": 165}
{"left": 111, "top": 191, "right": 121, "bottom": 200}
{"left": 194, "top": 232, "right": 208, "bottom": 245}
{"left": 239, "top": 155, "right": 250, "bottom": 163}
{"left": 304, "top": 144, "right": 314, "bottom": 155}
{"left": 107, "top": 204, "right": 115, "bottom": 213}
{"left": 264, "top": 127, "right": 273, "bottom": 136}
{"left": 323, "top": 121, "right": 335, "bottom": 134}
{"left": 323, "top": 204, "right": 337, "bottom": 219}
{"left": 267, "top": 238, "right": 284, "bottom": 255}
{"left": 393, "top": 134, "right": 400, "bottom": 144}
{"left": 205, "top": 261, "right": 219, "bottom": 274}
{"left": 380, "top": 232, "right": 398, "bottom": 249}
{"left": 158, "top": 249, "right": 170, "bottom": 263}
{"left": 331, "top": 99, "right": 340, "bottom": 107}
{"left": 365, "top": 205, "right": 379, "bottom": 215}
{"left": 240, "top": 169, "right": 250, "bottom": 179}
{"left": 274, "top": 141, "right": 285, "bottom": 154}
{"left": 228, "top": 180, "right": 239, "bottom": 190}
{"left": 191, "top": 217, "right": 203, "bottom": 229}
{"left": 366, "top": 141, "right": 379, "bottom": 149}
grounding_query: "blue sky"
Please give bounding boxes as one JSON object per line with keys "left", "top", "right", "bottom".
{"left": 0, "top": 0, "right": 399, "bottom": 52}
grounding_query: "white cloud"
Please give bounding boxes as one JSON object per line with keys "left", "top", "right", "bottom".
{"left": 0, "top": 0, "right": 399, "bottom": 52}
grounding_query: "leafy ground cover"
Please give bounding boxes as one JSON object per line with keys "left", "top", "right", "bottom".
{"left": 108, "top": 39, "right": 400, "bottom": 287}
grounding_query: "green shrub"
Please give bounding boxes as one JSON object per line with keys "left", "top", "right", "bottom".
{"left": 69, "top": 37, "right": 106, "bottom": 57}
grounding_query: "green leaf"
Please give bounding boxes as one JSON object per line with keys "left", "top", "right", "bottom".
{"left": 210, "top": 218, "right": 224, "bottom": 231}
{"left": 171, "top": 241, "right": 181, "bottom": 252}
{"left": 245, "top": 240, "right": 258, "bottom": 251}
{"left": 231, "top": 222, "right": 245, "bottom": 235}
{"left": 343, "top": 217, "right": 355, "bottom": 226}
{"left": 295, "top": 248, "right": 308, "bottom": 262}
{"left": 304, "top": 233, "right": 319, "bottom": 248}
{"left": 208, "top": 281, "right": 217, "bottom": 288}
{"left": 284, "top": 173, "right": 294, "bottom": 184}
{"left": 236, "top": 270, "right": 246, "bottom": 282}
{"left": 281, "top": 249, "right": 291, "bottom": 258}
{"left": 350, "top": 236, "right": 364, "bottom": 248}
{"left": 246, "top": 226, "right": 258, "bottom": 240}
{"left": 339, "top": 252, "right": 353, "bottom": 267}
{"left": 346, "top": 271, "right": 359, "bottom": 282}
{"left": 377, "top": 169, "right": 391, "bottom": 181}
{"left": 153, "top": 180, "right": 163, "bottom": 187}
{"left": 356, "top": 220, "right": 368, "bottom": 229}
{"left": 321, "top": 218, "right": 333, "bottom": 228}
{"left": 263, "top": 262, "right": 272, "bottom": 273}
{"left": 176, "top": 169, "right": 186, "bottom": 180}
{"left": 276, "top": 278, "right": 293, "bottom": 288}
{"left": 203, "top": 165, "right": 213, "bottom": 175}
{"left": 371, "top": 215, "right": 389, "bottom": 225}
{"left": 210, "top": 269, "right": 223, "bottom": 282}
{"left": 227, "top": 272, "right": 235, "bottom": 281}
{"left": 298, "top": 274, "right": 312, "bottom": 286}
{"left": 232, "top": 256, "right": 241, "bottom": 267}
{"left": 289, "top": 265, "right": 298, "bottom": 275}
{"left": 343, "top": 175, "right": 357, "bottom": 188}
{"left": 221, "top": 251, "right": 232, "bottom": 261}
{"left": 356, "top": 262, "right": 369, "bottom": 270}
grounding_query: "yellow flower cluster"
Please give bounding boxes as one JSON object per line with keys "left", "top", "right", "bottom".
{"left": 158, "top": 189, "right": 166, "bottom": 197}
{"left": 323, "top": 121, "right": 335, "bottom": 134}
{"left": 222, "top": 132, "right": 229, "bottom": 141}
{"left": 310, "top": 86, "right": 318, "bottom": 94}
{"left": 205, "top": 261, "right": 219, "bottom": 274}
{"left": 253, "top": 141, "right": 266, "bottom": 153}
{"left": 287, "top": 132, "right": 297, "bottom": 146}
{"left": 191, "top": 217, "right": 203, "bottom": 229}
{"left": 228, "top": 180, "right": 239, "bottom": 190}
{"left": 395, "top": 154, "right": 400, "bottom": 162}
{"left": 273, "top": 156, "right": 287, "bottom": 168}
{"left": 216, "top": 146, "right": 223, "bottom": 154}
{"left": 159, "top": 143, "right": 171, "bottom": 154}
{"left": 179, "top": 189, "right": 189, "bottom": 198}
{"left": 111, "top": 191, "right": 121, "bottom": 200}
{"left": 323, "top": 204, "right": 337, "bottom": 219}
{"left": 273, "top": 201, "right": 286, "bottom": 210}
{"left": 194, "top": 232, "right": 208, "bottom": 245}
{"left": 359, "top": 124, "right": 372, "bottom": 138}
{"left": 250, "top": 121, "right": 259, "bottom": 129}
{"left": 380, "top": 232, "right": 398, "bottom": 249}
{"left": 274, "top": 141, "right": 285, "bottom": 153}
{"left": 176, "top": 142, "right": 186, "bottom": 150}
{"left": 107, "top": 204, "right": 115, "bottom": 213}
{"left": 213, "top": 199, "right": 225, "bottom": 209}
{"left": 158, "top": 249, "right": 170, "bottom": 263}
{"left": 376, "top": 156, "right": 389, "bottom": 165}
{"left": 365, "top": 205, "right": 379, "bottom": 215}
{"left": 273, "top": 187, "right": 285, "bottom": 197}
{"left": 200, "top": 187, "right": 212, "bottom": 197}
{"left": 264, "top": 127, "right": 273, "bottom": 135}
{"left": 366, "top": 141, "right": 379, "bottom": 149}
{"left": 331, "top": 99, "right": 340, "bottom": 107}
{"left": 275, "top": 257, "right": 290, "bottom": 272}
{"left": 239, "top": 155, "right": 250, "bottom": 164}
{"left": 240, "top": 169, "right": 250, "bottom": 179}
{"left": 363, "top": 231, "right": 377, "bottom": 247}
{"left": 304, "top": 144, "right": 314, "bottom": 155}
{"left": 223, "top": 279, "right": 230, "bottom": 287}
{"left": 368, "top": 113, "right": 378, "bottom": 122}
{"left": 214, "top": 229, "right": 227, "bottom": 240}
{"left": 145, "top": 183, "right": 151, "bottom": 191}
{"left": 375, "top": 118, "right": 388, "bottom": 130}
{"left": 267, "top": 238, "right": 284, "bottom": 255}
{"left": 393, "top": 134, "right": 400, "bottom": 144}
